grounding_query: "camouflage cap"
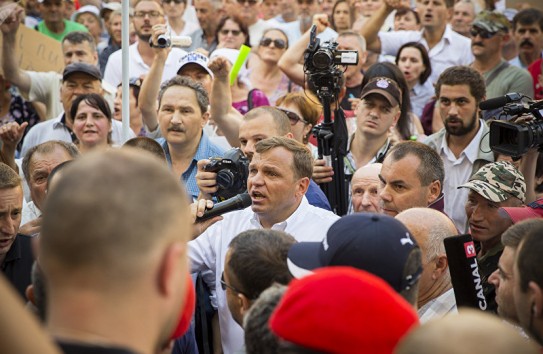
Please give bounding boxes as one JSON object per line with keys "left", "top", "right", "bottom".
{"left": 458, "top": 161, "right": 526, "bottom": 203}
{"left": 473, "top": 11, "right": 511, "bottom": 34}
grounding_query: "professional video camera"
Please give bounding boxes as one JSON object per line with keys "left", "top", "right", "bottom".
{"left": 203, "top": 148, "right": 249, "bottom": 201}
{"left": 480, "top": 93, "right": 543, "bottom": 157}
{"left": 303, "top": 25, "right": 358, "bottom": 216}
{"left": 303, "top": 28, "right": 358, "bottom": 99}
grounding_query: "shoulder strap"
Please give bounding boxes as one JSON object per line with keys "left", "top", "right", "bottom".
{"left": 485, "top": 61, "right": 510, "bottom": 87}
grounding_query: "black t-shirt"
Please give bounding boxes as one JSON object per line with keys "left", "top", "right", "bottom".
{"left": 1, "top": 234, "right": 34, "bottom": 299}
{"left": 58, "top": 341, "right": 139, "bottom": 354}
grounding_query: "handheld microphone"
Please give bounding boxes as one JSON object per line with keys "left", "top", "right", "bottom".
{"left": 156, "top": 34, "right": 193, "bottom": 48}
{"left": 444, "top": 234, "right": 488, "bottom": 311}
{"left": 196, "top": 193, "right": 252, "bottom": 222}
{"left": 479, "top": 92, "right": 523, "bottom": 111}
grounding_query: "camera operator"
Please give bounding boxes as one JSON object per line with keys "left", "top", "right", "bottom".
{"left": 278, "top": 14, "right": 368, "bottom": 112}
{"left": 191, "top": 136, "right": 339, "bottom": 354}
{"left": 196, "top": 105, "right": 331, "bottom": 210}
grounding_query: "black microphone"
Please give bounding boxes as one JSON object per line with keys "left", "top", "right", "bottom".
{"left": 444, "top": 234, "right": 488, "bottom": 311}
{"left": 196, "top": 193, "right": 252, "bottom": 222}
{"left": 479, "top": 92, "right": 523, "bottom": 111}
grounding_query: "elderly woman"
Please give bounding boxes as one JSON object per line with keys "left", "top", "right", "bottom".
{"left": 70, "top": 93, "right": 113, "bottom": 154}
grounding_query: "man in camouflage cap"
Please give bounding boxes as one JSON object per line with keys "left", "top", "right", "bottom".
{"left": 459, "top": 161, "right": 526, "bottom": 313}
{"left": 470, "top": 10, "right": 534, "bottom": 119}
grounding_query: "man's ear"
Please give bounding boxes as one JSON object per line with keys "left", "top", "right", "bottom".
{"left": 26, "top": 284, "right": 36, "bottom": 306}
{"left": 432, "top": 254, "right": 449, "bottom": 280}
{"left": 427, "top": 180, "right": 441, "bottom": 205}
{"left": 202, "top": 111, "right": 210, "bottom": 127}
{"left": 296, "top": 177, "right": 310, "bottom": 199}
{"left": 238, "top": 293, "right": 252, "bottom": 317}
{"left": 529, "top": 281, "right": 543, "bottom": 317}
{"left": 158, "top": 242, "right": 187, "bottom": 297}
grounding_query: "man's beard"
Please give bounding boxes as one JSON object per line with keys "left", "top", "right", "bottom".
{"left": 444, "top": 112, "right": 478, "bottom": 136}
{"left": 136, "top": 29, "right": 151, "bottom": 43}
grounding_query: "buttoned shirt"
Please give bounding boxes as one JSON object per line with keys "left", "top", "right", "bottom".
{"left": 187, "top": 28, "right": 218, "bottom": 53}
{"left": 189, "top": 197, "right": 339, "bottom": 354}
{"left": 418, "top": 287, "right": 457, "bottom": 323}
{"left": 379, "top": 25, "right": 473, "bottom": 84}
{"left": 21, "top": 113, "right": 135, "bottom": 158}
{"left": 439, "top": 121, "right": 485, "bottom": 233}
{"left": 411, "top": 80, "right": 434, "bottom": 118}
{"left": 103, "top": 43, "right": 187, "bottom": 87}
{"left": 159, "top": 132, "right": 224, "bottom": 201}
{"left": 1, "top": 234, "right": 34, "bottom": 299}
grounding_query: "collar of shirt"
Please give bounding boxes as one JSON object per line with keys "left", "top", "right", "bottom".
{"left": 249, "top": 196, "right": 309, "bottom": 230}
{"left": 440, "top": 119, "right": 484, "bottom": 164}
{"left": 161, "top": 132, "right": 210, "bottom": 167}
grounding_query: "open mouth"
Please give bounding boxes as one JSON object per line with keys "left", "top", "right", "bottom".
{"left": 251, "top": 191, "right": 266, "bottom": 201}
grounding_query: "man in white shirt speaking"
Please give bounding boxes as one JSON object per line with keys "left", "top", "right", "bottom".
{"left": 190, "top": 136, "right": 339, "bottom": 354}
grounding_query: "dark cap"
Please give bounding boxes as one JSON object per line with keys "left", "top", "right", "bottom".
{"left": 360, "top": 77, "right": 402, "bottom": 107}
{"left": 472, "top": 10, "right": 510, "bottom": 33}
{"left": 287, "top": 213, "right": 422, "bottom": 293}
{"left": 62, "top": 63, "right": 102, "bottom": 82}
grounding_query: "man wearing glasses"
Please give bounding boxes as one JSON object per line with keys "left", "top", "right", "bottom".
{"left": 469, "top": 11, "right": 533, "bottom": 117}
{"left": 103, "top": 0, "right": 187, "bottom": 87}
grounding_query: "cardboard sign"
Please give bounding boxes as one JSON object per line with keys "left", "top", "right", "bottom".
{"left": 0, "top": 25, "right": 64, "bottom": 75}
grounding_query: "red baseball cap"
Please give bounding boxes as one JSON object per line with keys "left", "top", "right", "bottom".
{"left": 269, "top": 267, "right": 419, "bottom": 354}
{"left": 500, "top": 198, "right": 543, "bottom": 224}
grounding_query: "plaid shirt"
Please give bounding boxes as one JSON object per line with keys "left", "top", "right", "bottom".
{"left": 418, "top": 287, "right": 457, "bottom": 323}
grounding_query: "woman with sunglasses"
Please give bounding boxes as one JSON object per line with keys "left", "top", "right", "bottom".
{"left": 276, "top": 92, "right": 321, "bottom": 157}
{"left": 249, "top": 28, "right": 301, "bottom": 105}
{"left": 70, "top": 93, "right": 113, "bottom": 154}
{"left": 113, "top": 78, "right": 147, "bottom": 137}
{"left": 215, "top": 16, "right": 250, "bottom": 51}
{"left": 163, "top": 0, "right": 199, "bottom": 36}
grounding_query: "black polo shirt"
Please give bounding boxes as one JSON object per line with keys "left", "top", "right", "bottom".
{"left": 1, "top": 234, "right": 34, "bottom": 299}
{"left": 58, "top": 341, "right": 138, "bottom": 354}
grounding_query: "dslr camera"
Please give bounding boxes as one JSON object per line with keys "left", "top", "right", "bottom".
{"left": 203, "top": 148, "right": 249, "bottom": 201}
{"left": 482, "top": 93, "right": 543, "bottom": 157}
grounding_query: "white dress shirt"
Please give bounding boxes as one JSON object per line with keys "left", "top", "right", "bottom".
{"left": 440, "top": 121, "right": 485, "bottom": 233}
{"left": 379, "top": 25, "right": 473, "bottom": 84}
{"left": 103, "top": 42, "right": 187, "bottom": 87}
{"left": 189, "top": 196, "right": 339, "bottom": 354}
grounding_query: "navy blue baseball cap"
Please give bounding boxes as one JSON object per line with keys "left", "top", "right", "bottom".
{"left": 287, "top": 213, "right": 422, "bottom": 292}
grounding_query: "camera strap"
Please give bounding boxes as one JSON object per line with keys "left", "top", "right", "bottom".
{"left": 484, "top": 61, "right": 510, "bottom": 87}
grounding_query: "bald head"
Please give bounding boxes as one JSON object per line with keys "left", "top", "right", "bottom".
{"left": 396, "top": 309, "right": 540, "bottom": 354}
{"left": 396, "top": 208, "right": 457, "bottom": 262}
{"left": 351, "top": 163, "right": 382, "bottom": 213}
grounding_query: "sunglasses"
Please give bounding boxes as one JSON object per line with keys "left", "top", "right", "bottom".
{"left": 133, "top": 10, "right": 162, "bottom": 18}
{"left": 163, "top": 0, "right": 186, "bottom": 3}
{"left": 469, "top": 26, "right": 498, "bottom": 39}
{"left": 220, "top": 29, "right": 242, "bottom": 36}
{"left": 279, "top": 108, "right": 308, "bottom": 125}
{"left": 237, "top": 0, "right": 259, "bottom": 4}
{"left": 260, "top": 37, "right": 287, "bottom": 49}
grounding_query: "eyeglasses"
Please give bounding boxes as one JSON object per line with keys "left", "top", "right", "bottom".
{"left": 279, "top": 108, "right": 308, "bottom": 125}
{"left": 469, "top": 26, "right": 498, "bottom": 39}
{"left": 237, "top": 0, "right": 259, "bottom": 5}
{"left": 259, "top": 37, "right": 287, "bottom": 49}
{"left": 220, "top": 29, "right": 242, "bottom": 36}
{"left": 133, "top": 11, "right": 162, "bottom": 18}
{"left": 220, "top": 272, "right": 244, "bottom": 294}
{"left": 297, "top": 0, "right": 314, "bottom": 4}
{"left": 163, "top": 0, "right": 186, "bottom": 3}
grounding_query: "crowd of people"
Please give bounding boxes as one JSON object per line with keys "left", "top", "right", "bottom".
{"left": 1, "top": 0, "right": 543, "bottom": 353}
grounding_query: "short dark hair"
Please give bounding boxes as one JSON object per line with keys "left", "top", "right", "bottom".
{"left": 512, "top": 8, "right": 543, "bottom": 32}
{"left": 435, "top": 66, "right": 486, "bottom": 104}
{"left": 0, "top": 163, "right": 21, "bottom": 189}
{"left": 227, "top": 229, "right": 296, "bottom": 300}
{"left": 158, "top": 76, "right": 209, "bottom": 115}
{"left": 216, "top": 15, "right": 251, "bottom": 47}
{"left": 62, "top": 31, "right": 97, "bottom": 53}
{"left": 396, "top": 42, "right": 432, "bottom": 85}
{"left": 516, "top": 224, "right": 543, "bottom": 292}
{"left": 70, "top": 93, "right": 112, "bottom": 125}
{"left": 123, "top": 137, "right": 167, "bottom": 162}
{"left": 244, "top": 284, "right": 287, "bottom": 354}
{"left": 395, "top": 7, "right": 420, "bottom": 24}
{"left": 388, "top": 141, "right": 445, "bottom": 188}
{"left": 502, "top": 219, "right": 543, "bottom": 249}
{"left": 22, "top": 141, "right": 79, "bottom": 182}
